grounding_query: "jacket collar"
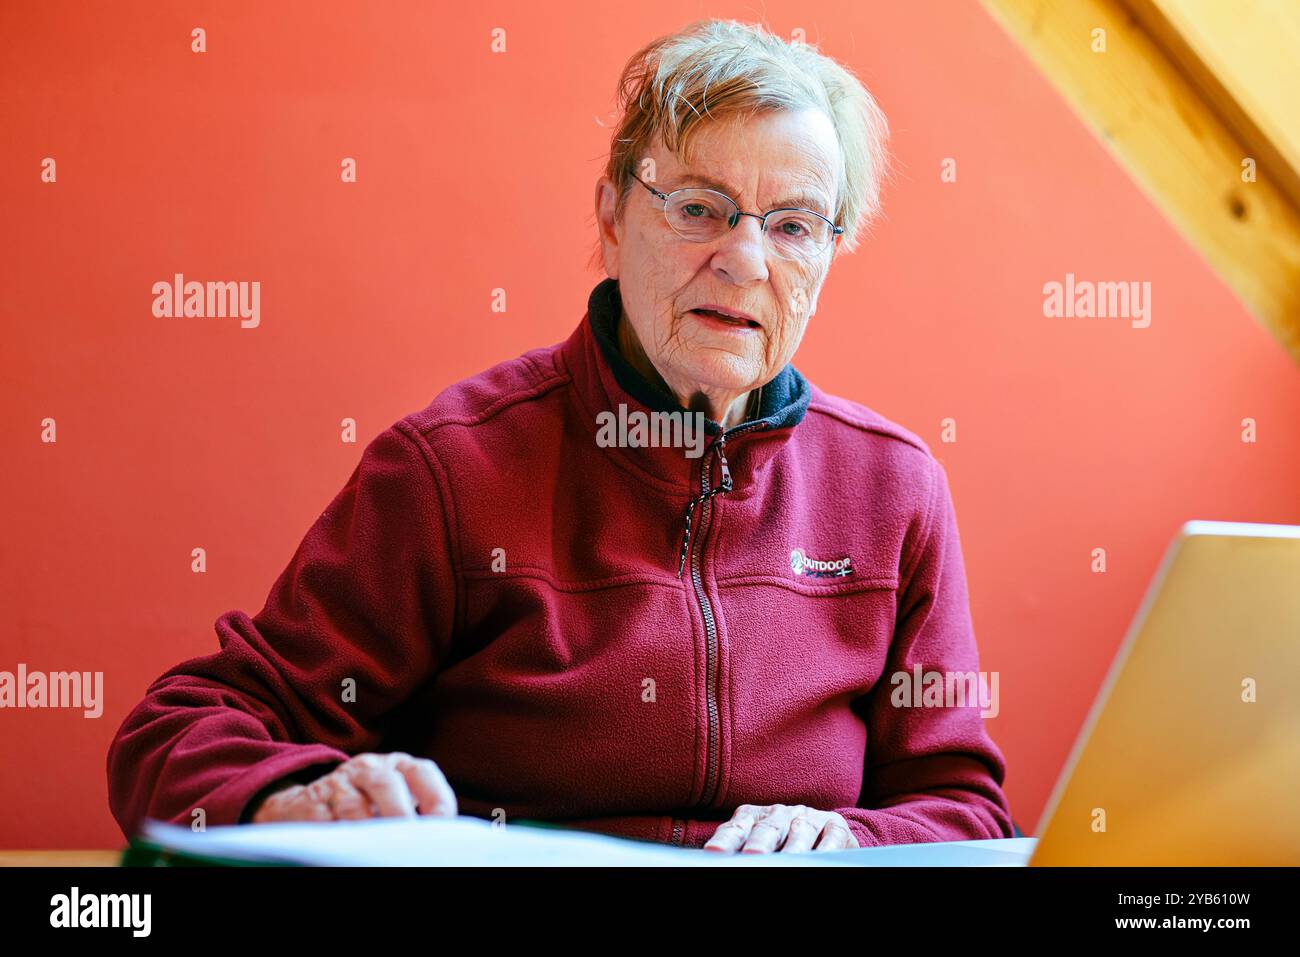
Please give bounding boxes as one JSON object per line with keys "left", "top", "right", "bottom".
{"left": 557, "top": 276, "right": 811, "bottom": 496}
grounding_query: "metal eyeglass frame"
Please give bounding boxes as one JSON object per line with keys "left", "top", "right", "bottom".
{"left": 631, "top": 172, "right": 843, "bottom": 259}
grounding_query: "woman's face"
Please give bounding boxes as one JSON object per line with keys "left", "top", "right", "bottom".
{"left": 597, "top": 107, "right": 843, "bottom": 411}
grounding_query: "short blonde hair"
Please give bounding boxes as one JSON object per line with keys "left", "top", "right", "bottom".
{"left": 593, "top": 18, "right": 891, "bottom": 268}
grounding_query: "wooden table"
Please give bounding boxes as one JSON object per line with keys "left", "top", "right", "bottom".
{"left": 0, "top": 851, "right": 122, "bottom": 866}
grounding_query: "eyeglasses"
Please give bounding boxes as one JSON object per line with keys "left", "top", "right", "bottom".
{"left": 632, "top": 173, "right": 842, "bottom": 262}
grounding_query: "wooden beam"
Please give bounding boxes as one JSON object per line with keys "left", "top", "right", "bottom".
{"left": 979, "top": 0, "right": 1300, "bottom": 364}
{"left": 1130, "top": 0, "right": 1300, "bottom": 217}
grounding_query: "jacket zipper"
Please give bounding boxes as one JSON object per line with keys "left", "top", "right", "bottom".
{"left": 671, "top": 421, "right": 766, "bottom": 845}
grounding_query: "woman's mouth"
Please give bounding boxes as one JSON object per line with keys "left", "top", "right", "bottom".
{"left": 689, "top": 308, "right": 761, "bottom": 331}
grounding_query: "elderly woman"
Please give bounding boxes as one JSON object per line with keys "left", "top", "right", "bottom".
{"left": 108, "top": 19, "right": 1013, "bottom": 854}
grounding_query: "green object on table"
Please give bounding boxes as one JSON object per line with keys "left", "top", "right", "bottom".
{"left": 120, "top": 836, "right": 296, "bottom": 867}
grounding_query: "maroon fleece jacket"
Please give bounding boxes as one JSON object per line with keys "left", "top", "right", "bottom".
{"left": 107, "top": 277, "right": 1014, "bottom": 850}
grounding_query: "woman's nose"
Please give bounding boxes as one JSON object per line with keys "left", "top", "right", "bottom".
{"left": 710, "top": 215, "right": 770, "bottom": 282}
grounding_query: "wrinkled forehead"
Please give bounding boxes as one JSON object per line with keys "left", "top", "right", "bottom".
{"left": 644, "top": 112, "right": 841, "bottom": 213}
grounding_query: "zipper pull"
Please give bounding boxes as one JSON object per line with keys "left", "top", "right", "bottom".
{"left": 714, "top": 433, "right": 733, "bottom": 492}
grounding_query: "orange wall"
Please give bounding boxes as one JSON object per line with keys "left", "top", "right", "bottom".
{"left": 2, "top": 0, "right": 1297, "bottom": 849}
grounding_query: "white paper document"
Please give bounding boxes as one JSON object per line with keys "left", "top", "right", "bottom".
{"left": 139, "top": 815, "right": 1037, "bottom": 867}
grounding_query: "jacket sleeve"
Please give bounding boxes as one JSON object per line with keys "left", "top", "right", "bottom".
{"left": 106, "top": 421, "right": 459, "bottom": 839}
{"left": 832, "top": 456, "right": 1014, "bottom": 847}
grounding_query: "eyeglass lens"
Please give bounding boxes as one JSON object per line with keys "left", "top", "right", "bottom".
{"left": 664, "top": 189, "right": 832, "bottom": 258}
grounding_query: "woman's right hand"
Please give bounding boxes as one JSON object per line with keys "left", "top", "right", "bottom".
{"left": 249, "top": 752, "right": 458, "bottom": 823}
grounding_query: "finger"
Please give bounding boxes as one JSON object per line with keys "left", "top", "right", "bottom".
{"left": 739, "top": 818, "right": 787, "bottom": 853}
{"left": 275, "top": 785, "right": 335, "bottom": 823}
{"left": 742, "top": 805, "right": 801, "bottom": 854}
{"left": 703, "top": 805, "right": 760, "bottom": 852}
{"left": 323, "top": 776, "right": 371, "bottom": 821}
{"left": 395, "top": 756, "right": 457, "bottom": 817}
{"left": 813, "top": 821, "right": 856, "bottom": 851}
{"left": 349, "top": 763, "right": 418, "bottom": 817}
{"left": 779, "top": 814, "right": 822, "bottom": 853}
{"left": 250, "top": 785, "right": 302, "bottom": 824}
{"left": 702, "top": 814, "right": 755, "bottom": 853}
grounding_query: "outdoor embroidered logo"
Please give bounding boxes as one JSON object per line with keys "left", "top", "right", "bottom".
{"left": 790, "top": 548, "right": 853, "bottom": 578}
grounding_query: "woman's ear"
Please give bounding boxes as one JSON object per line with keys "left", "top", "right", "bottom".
{"left": 594, "top": 177, "right": 622, "bottom": 280}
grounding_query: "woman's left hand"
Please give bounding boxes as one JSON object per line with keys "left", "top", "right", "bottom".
{"left": 702, "top": 804, "right": 859, "bottom": 853}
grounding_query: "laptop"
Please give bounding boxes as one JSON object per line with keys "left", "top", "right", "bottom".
{"left": 1028, "top": 520, "right": 1300, "bottom": 865}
